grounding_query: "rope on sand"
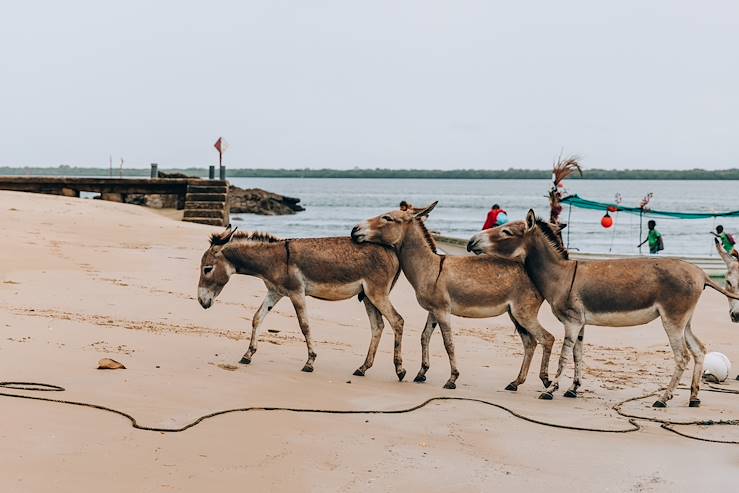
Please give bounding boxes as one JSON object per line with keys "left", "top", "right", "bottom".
{"left": 612, "top": 384, "right": 739, "bottom": 445}
{"left": 0, "top": 381, "right": 737, "bottom": 443}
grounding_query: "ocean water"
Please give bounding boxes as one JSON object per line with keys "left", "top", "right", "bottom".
{"left": 228, "top": 178, "right": 737, "bottom": 257}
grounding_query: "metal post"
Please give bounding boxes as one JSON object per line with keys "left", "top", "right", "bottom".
{"left": 638, "top": 209, "right": 643, "bottom": 255}
{"left": 209, "top": 165, "right": 215, "bottom": 180}
{"left": 150, "top": 162, "right": 158, "bottom": 179}
{"left": 566, "top": 204, "right": 572, "bottom": 249}
{"left": 219, "top": 164, "right": 226, "bottom": 180}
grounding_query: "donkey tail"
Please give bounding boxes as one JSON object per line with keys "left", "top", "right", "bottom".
{"left": 704, "top": 277, "right": 739, "bottom": 300}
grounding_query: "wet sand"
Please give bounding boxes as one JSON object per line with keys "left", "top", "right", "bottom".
{"left": 1, "top": 190, "right": 737, "bottom": 492}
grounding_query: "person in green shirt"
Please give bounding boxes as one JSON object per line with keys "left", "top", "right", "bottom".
{"left": 638, "top": 220, "right": 664, "bottom": 254}
{"left": 712, "top": 225, "right": 736, "bottom": 254}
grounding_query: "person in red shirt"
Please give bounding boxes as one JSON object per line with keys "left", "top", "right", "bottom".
{"left": 482, "top": 204, "right": 507, "bottom": 229}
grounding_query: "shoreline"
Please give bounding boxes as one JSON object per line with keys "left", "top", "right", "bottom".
{"left": 4, "top": 169, "right": 739, "bottom": 180}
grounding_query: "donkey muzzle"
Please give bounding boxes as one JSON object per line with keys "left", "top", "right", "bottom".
{"left": 350, "top": 225, "right": 364, "bottom": 243}
{"left": 198, "top": 287, "right": 214, "bottom": 309}
{"left": 467, "top": 237, "right": 484, "bottom": 255}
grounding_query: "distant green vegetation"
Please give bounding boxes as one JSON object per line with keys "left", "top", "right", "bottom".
{"left": 2, "top": 165, "right": 739, "bottom": 180}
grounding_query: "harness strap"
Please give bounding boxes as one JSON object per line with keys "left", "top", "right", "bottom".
{"left": 284, "top": 240, "right": 291, "bottom": 274}
{"left": 435, "top": 255, "right": 446, "bottom": 284}
{"left": 565, "top": 260, "right": 578, "bottom": 304}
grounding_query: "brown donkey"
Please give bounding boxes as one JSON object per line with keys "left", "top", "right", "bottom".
{"left": 197, "top": 226, "right": 407, "bottom": 379}
{"left": 467, "top": 210, "right": 739, "bottom": 407}
{"left": 351, "top": 202, "right": 555, "bottom": 390}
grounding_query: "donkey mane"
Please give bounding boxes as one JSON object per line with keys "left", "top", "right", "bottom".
{"left": 535, "top": 219, "right": 569, "bottom": 260}
{"left": 210, "top": 230, "right": 282, "bottom": 246}
{"left": 414, "top": 218, "right": 439, "bottom": 255}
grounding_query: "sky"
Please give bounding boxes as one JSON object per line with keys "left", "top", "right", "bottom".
{"left": 1, "top": 1, "right": 738, "bottom": 170}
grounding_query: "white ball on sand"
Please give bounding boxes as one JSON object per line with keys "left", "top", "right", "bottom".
{"left": 703, "top": 352, "right": 731, "bottom": 383}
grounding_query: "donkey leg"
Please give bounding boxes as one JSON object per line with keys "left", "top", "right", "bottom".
{"left": 519, "top": 314, "right": 554, "bottom": 389}
{"left": 354, "top": 299, "right": 385, "bottom": 377}
{"left": 434, "top": 311, "right": 459, "bottom": 389}
{"left": 541, "top": 324, "right": 578, "bottom": 400}
{"left": 654, "top": 319, "right": 690, "bottom": 407}
{"left": 289, "top": 293, "right": 317, "bottom": 372}
{"left": 684, "top": 321, "right": 706, "bottom": 407}
{"left": 507, "top": 319, "right": 536, "bottom": 391}
{"left": 241, "top": 290, "right": 282, "bottom": 364}
{"left": 414, "top": 313, "right": 436, "bottom": 383}
{"left": 536, "top": 326, "right": 555, "bottom": 390}
{"left": 564, "top": 326, "right": 585, "bottom": 398}
{"left": 509, "top": 308, "right": 555, "bottom": 390}
{"left": 367, "top": 295, "right": 406, "bottom": 381}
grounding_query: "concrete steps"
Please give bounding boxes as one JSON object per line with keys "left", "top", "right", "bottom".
{"left": 182, "top": 181, "right": 229, "bottom": 227}
{"left": 182, "top": 217, "right": 226, "bottom": 226}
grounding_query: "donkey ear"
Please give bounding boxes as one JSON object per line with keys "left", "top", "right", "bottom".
{"left": 548, "top": 222, "right": 567, "bottom": 234}
{"left": 525, "top": 209, "right": 537, "bottom": 231}
{"left": 715, "top": 238, "right": 737, "bottom": 267}
{"left": 414, "top": 201, "right": 438, "bottom": 218}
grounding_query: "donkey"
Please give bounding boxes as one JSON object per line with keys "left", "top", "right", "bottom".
{"left": 715, "top": 239, "right": 739, "bottom": 322}
{"left": 467, "top": 210, "right": 739, "bottom": 407}
{"left": 197, "top": 226, "right": 407, "bottom": 380}
{"left": 351, "top": 202, "right": 555, "bottom": 390}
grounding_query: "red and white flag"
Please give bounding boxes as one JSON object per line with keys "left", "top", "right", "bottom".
{"left": 214, "top": 137, "right": 229, "bottom": 154}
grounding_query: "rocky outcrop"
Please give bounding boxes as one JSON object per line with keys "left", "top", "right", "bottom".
{"left": 157, "top": 171, "right": 195, "bottom": 179}
{"left": 124, "top": 193, "right": 180, "bottom": 208}
{"left": 228, "top": 186, "right": 304, "bottom": 215}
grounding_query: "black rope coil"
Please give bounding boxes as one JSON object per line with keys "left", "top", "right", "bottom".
{"left": 0, "top": 381, "right": 736, "bottom": 443}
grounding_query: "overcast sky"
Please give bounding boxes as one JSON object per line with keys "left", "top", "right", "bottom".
{"left": 1, "top": 1, "right": 737, "bottom": 169}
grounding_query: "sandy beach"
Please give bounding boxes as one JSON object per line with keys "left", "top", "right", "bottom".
{"left": 1, "top": 190, "right": 738, "bottom": 492}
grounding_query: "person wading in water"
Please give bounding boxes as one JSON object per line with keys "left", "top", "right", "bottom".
{"left": 482, "top": 204, "right": 508, "bottom": 230}
{"left": 638, "top": 220, "right": 664, "bottom": 254}
{"left": 713, "top": 225, "right": 736, "bottom": 256}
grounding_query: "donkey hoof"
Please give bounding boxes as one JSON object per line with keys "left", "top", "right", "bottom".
{"left": 689, "top": 399, "right": 701, "bottom": 408}
{"left": 239, "top": 357, "right": 251, "bottom": 365}
{"left": 397, "top": 369, "right": 407, "bottom": 382}
{"left": 301, "top": 365, "right": 314, "bottom": 373}
{"left": 539, "top": 392, "right": 554, "bottom": 400}
{"left": 652, "top": 400, "right": 667, "bottom": 408}
{"left": 413, "top": 374, "right": 426, "bottom": 383}
{"left": 505, "top": 382, "right": 518, "bottom": 391}
{"left": 353, "top": 369, "right": 365, "bottom": 377}
{"left": 443, "top": 382, "right": 457, "bottom": 390}
{"left": 563, "top": 389, "right": 577, "bottom": 398}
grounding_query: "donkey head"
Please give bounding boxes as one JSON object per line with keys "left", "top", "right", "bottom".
{"left": 197, "top": 225, "right": 238, "bottom": 309}
{"left": 467, "top": 209, "right": 566, "bottom": 261}
{"left": 715, "top": 239, "right": 739, "bottom": 322}
{"left": 351, "top": 201, "right": 438, "bottom": 248}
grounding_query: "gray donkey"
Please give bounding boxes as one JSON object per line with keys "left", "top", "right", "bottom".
{"left": 467, "top": 210, "right": 739, "bottom": 407}
{"left": 197, "top": 226, "right": 406, "bottom": 380}
{"left": 352, "top": 202, "right": 555, "bottom": 391}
